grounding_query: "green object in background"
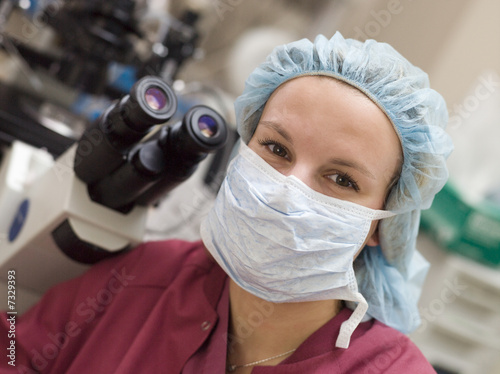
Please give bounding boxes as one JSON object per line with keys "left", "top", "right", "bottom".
{"left": 420, "top": 182, "right": 500, "bottom": 267}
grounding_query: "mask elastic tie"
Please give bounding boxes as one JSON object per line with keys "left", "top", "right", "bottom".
{"left": 335, "top": 292, "right": 369, "bottom": 349}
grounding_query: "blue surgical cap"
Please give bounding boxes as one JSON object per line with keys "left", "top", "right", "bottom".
{"left": 234, "top": 32, "right": 453, "bottom": 333}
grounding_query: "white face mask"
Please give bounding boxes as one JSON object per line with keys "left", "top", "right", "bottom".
{"left": 200, "top": 142, "right": 395, "bottom": 348}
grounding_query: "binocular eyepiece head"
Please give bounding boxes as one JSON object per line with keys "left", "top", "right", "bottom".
{"left": 74, "top": 75, "right": 230, "bottom": 211}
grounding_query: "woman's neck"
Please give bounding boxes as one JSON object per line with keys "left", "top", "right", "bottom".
{"left": 226, "top": 280, "right": 343, "bottom": 371}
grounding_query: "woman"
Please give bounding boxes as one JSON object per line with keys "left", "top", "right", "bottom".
{"left": 1, "top": 33, "right": 452, "bottom": 373}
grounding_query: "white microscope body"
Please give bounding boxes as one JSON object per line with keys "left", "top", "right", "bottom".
{"left": 0, "top": 141, "right": 148, "bottom": 312}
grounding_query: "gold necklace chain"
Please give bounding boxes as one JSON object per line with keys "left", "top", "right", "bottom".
{"left": 226, "top": 348, "right": 297, "bottom": 372}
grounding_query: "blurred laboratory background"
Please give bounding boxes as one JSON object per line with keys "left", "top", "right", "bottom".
{"left": 0, "top": 0, "right": 499, "bottom": 373}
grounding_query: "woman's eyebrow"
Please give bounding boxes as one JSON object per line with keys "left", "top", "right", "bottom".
{"left": 258, "top": 121, "right": 294, "bottom": 145}
{"left": 260, "top": 120, "right": 375, "bottom": 179}
{"left": 328, "top": 158, "right": 376, "bottom": 179}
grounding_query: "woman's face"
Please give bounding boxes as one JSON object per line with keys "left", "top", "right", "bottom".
{"left": 248, "top": 76, "right": 402, "bottom": 247}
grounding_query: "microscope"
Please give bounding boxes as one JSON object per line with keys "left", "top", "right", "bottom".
{"left": 0, "top": 74, "right": 228, "bottom": 311}
{"left": 0, "top": 0, "right": 233, "bottom": 312}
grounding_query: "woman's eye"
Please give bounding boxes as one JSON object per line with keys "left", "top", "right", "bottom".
{"left": 267, "top": 144, "right": 288, "bottom": 158}
{"left": 258, "top": 139, "right": 290, "bottom": 159}
{"left": 329, "top": 173, "right": 359, "bottom": 191}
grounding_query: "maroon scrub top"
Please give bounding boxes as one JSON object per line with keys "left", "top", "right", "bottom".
{"left": 1, "top": 240, "right": 436, "bottom": 373}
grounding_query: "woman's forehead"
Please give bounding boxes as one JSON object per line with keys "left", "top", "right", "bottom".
{"left": 265, "top": 75, "right": 403, "bottom": 148}
{"left": 262, "top": 76, "right": 392, "bottom": 136}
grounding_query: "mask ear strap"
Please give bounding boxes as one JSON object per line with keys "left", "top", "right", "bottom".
{"left": 373, "top": 209, "right": 396, "bottom": 220}
{"left": 335, "top": 291, "right": 368, "bottom": 349}
{"left": 335, "top": 269, "right": 369, "bottom": 349}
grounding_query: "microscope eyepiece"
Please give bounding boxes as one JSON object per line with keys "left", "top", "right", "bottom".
{"left": 74, "top": 76, "right": 177, "bottom": 184}
{"left": 123, "top": 76, "right": 177, "bottom": 131}
{"left": 177, "top": 105, "right": 227, "bottom": 152}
